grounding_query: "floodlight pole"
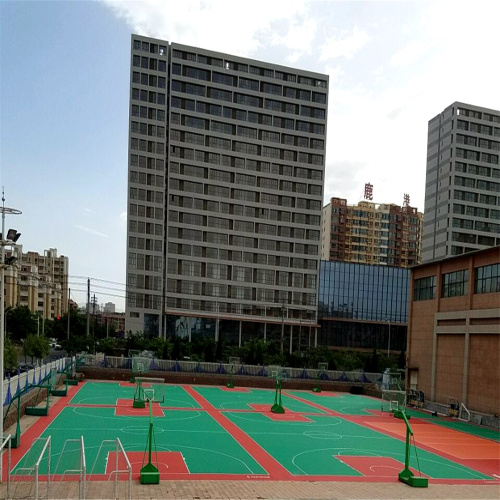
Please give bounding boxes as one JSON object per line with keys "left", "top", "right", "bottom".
{"left": 0, "top": 192, "right": 22, "bottom": 449}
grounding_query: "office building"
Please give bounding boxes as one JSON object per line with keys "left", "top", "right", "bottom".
{"left": 318, "top": 260, "right": 409, "bottom": 352}
{"left": 423, "top": 102, "right": 500, "bottom": 262}
{"left": 321, "top": 197, "right": 423, "bottom": 267}
{"left": 126, "top": 35, "right": 328, "bottom": 344}
{"left": 407, "top": 246, "right": 499, "bottom": 415}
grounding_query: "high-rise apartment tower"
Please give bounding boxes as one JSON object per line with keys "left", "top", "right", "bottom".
{"left": 423, "top": 102, "right": 500, "bottom": 262}
{"left": 321, "top": 198, "right": 423, "bottom": 267}
{"left": 126, "top": 35, "right": 328, "bottom": 344}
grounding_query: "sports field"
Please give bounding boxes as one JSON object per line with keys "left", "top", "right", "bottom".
{"left": 4, "top": 381, "right": 500, "bottom": 485}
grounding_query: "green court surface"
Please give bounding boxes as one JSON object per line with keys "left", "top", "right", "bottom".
{"left": 70, "top": 381, "right": 201, "bottom": 409}
{"left": 224, "top": 412, "right": 492, "bottom": 479}
{"left": 286, "top": 390, "right": 383, "bottom": 415}
{"left": 196, "top": 386, "right": 326, "bottom": 414}
{"left": 7, "top": 381, "right": 500, "bottom": 484}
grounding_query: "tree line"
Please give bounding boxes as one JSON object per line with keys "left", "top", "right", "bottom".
{"left": 4, "top": 305, "right": 405, "bottom": 374}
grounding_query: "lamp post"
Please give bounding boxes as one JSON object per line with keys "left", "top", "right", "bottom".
{"left": 0, "top": 193, "right": 22, "bottom": 452}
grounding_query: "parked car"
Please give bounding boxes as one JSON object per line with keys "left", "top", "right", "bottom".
{"left": 17, "top": 363, "right": 34, "bottom": 373}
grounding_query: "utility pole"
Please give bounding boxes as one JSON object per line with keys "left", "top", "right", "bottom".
{"left": 86, "top": 278, "right": 90, "bottom": 337}
{"left": 67, "top": 287, "right": 70, "bottom": 341}
{"left": 92, "top": 294, "right": 97, "bottom": 352}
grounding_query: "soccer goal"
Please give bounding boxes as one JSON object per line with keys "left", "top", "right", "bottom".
{"left": 9, "top": 436, "right": 51, "bottom": 500}
{"left": 133, "top": 377, "right": 165, "bottom": 408}
{"left": 381, "top": 389, "right": 407, "bottom": 413}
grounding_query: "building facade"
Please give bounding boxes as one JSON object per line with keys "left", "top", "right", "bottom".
{"left": 318, "top": 260, "right": 409, "bottom": 352}
{"left": 423, "top": 102, "right": 500, "bottom": 262}
{"left": 321, "top": 198, "right": 423, "bottom": 267}
{"left": 5, "top": 247, "right": 69, "bottom": 319}
{"left": 407, "top": 246, "right": 499, "bottom": 415}
{"left": 126, "top": 35, "right": 328, "bottom": 344}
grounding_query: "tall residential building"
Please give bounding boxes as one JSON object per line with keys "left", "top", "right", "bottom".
{"left": 126, "top": 35, "right": 328, "bottom": 344}
{"left": 423, "top": 102, "right": 500, "bottom": 262}
{"left": 5, "top": 246, "right": 69, "bottom": 319}
{"left": 321, "top": 198, "right": 423, "bottom": 268}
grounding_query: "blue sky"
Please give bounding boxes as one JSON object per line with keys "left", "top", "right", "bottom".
{"left": 1, "top": 0, "right": 499, "bottom": 311}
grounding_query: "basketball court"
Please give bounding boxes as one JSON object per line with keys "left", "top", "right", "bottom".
{"left": 3, "top": 379, "right": 499, "bottom": 490}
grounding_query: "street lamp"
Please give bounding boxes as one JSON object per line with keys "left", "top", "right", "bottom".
{"left": 0, "top": 193, "right": 22, "bottom": 453}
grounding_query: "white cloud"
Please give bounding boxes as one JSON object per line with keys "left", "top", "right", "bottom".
{"left": 319, "top": 26, "right": 370, "bottom": 61}
{"left": 390, "top": 40, "right": 429, "bottom": 68}
{"left": 75, "top": 225, "right": 109, "bottom": 238}
{"left": 102, "top": 0, "right": 310, "bottom": 57}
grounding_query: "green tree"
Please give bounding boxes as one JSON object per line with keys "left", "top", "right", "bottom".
{"left": 22, "top": 334, "right": 49, "bottom": 363}
{"left": 5, "top": 305, "right": 37, "bottom": 341}
{"left": 4, "top": 337, "right": 18, "bottom": 370}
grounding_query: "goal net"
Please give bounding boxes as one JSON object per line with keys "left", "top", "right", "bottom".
{"left": 381, "top": 389, "right": 406, "bottom": 413}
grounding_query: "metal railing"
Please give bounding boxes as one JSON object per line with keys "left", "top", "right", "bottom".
{"left": 2, "top": 358, "right": 66, "bottom": 407}
{"left": 81, "top": 355, "right": 382, "bottom": 385}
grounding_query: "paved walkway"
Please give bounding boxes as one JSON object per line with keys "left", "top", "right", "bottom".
{"left": 1, "top": 478, "right": 499, "bottom": 499}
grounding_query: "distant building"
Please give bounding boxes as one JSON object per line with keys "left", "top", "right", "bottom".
{"left": 5, "top": 247, "right": 69, "bottom": 319}
{"left": 423, "top": 102, "right": 500, "bottom": 262}
{"left": 321, "top": 197, "right": 423, "bottom": 268}
{"left": 103, "top": 302, "right": 116, "bottom": 314}
{"left": 407, "top": 246, "right": 499, "bottom": 415}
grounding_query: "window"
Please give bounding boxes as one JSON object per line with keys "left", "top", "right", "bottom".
{"left": 442, "top": 270, "right": 469, "bottom": 298}
{"left": 475, "top": 263, "right": 500, "bottom": 294}
{"left": 413, "top": 276, "right": 436, "bottom": 301}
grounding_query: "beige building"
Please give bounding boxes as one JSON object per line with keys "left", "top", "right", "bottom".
{"left": 5, "top": 247, "right": 69, "bottom": 319}
{"left": 407, "top": 245, "right": 499, "bottom": 416}
{"left": 321, "top": 197, "right": 423, "bottom": 268}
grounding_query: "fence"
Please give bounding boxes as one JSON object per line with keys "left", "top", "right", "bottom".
{"left": 80, "top": 355, "right": 382, "bottom": 385}
{"left": 2, "top": 358, "right": 67, "bottom": 407}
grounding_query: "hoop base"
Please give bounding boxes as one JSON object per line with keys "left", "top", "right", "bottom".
{"left": 271, "top": 403, "right": 285, "bottom": 414}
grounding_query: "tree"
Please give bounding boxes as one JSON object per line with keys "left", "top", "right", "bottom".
{"left": 5, "top": 305, "right": 37, "bottom": 341}
{"left": 4, "top": 337, "right": 18, "bottom": 370}
{"left": 23, "top": 334, "right": 50, "bottom": 363}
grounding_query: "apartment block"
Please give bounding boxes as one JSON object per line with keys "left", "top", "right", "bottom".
{"left": 321, "top": 197, "right": 423, "bottom": 268}
{"left": 126, "top": 35, "right": 328, "bottom": 343}
{"left": 5, "top": 247, "right": 69, "bottom": 319}
{"left": 423, "top": 102, "right": 500, "bottom": 262}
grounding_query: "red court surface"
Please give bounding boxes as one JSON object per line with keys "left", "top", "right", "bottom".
{"left": 368, "top": 420, "right": 500, "bottom": 460}
{"left": 115, "top": 399, "right": 164, "bottom": 417}
{"left": 106, "top": 451, "right": 189, "bottom": 477}
{"left": 220, "top": 387, "right": 250, "bottom": 392}
{"left": 250, "top": 404, "right": 313, "bottom": 422}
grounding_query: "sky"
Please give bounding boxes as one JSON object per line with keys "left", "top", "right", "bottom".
{"left": 1, "top": 0, "right": 499, "bottom": 312}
